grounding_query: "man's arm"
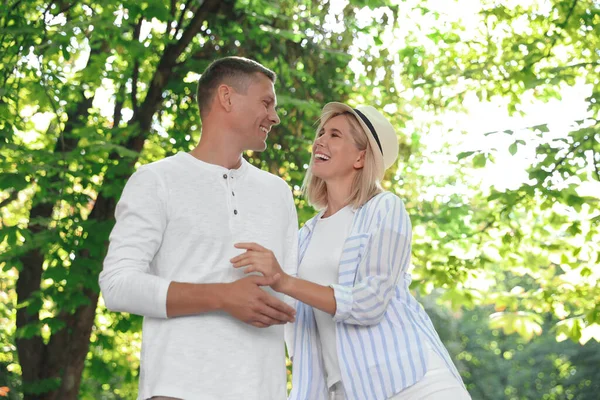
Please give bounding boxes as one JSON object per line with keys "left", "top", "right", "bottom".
{"left": 100, "top": 167, "right": 295, "bottom": 325}
{"left": 167, "top": 276, "right": 295, "bottom": 327}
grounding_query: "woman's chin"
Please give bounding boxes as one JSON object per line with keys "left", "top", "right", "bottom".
{"left": 311, "top": 167, "right": 330, "bottom": 181}
{"left": 312, "top": 166, "right": 352, "bottom": 183}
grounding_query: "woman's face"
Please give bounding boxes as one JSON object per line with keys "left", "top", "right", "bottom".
{"left": 311, "top": 114, "right": 365, "bottom": 182}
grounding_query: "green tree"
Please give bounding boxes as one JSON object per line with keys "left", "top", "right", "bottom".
{"left": 456, "top": 306, "right": 600, "bottom": 400}
{"left": 1, "top": 0, "right": 598, "bottom": 398}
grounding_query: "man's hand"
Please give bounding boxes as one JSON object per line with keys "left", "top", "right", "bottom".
{"left": 221, "top": 274, "right": 295, "bottom": 328}
{"left": 230, "top": 242, "right": 290, "bottom": 292}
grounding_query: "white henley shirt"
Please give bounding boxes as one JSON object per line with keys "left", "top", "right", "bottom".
{"left": 99, "top": 152, "right": 298, "bottom": 400}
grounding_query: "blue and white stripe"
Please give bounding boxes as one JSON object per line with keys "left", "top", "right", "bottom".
{"left": 286, "top": 192, "right": 466, "bottom": 400}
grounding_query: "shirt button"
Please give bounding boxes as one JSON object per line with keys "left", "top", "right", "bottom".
{"left": 222, "top": 174, "right": 227, "bottom": 179}
{"left": 234, "top": 210, "right": 238, "bottom": 215}
{"left": 232, "top": 191, "right": 235, "bottom": 196}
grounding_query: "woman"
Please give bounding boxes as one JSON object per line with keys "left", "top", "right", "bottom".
{"left": 231, "top": 103, "right": 471, "bottom": 400}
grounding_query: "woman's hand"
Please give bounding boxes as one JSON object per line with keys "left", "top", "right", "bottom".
{"left": 232, "top": 242, "right": 337, "bottom": 315}
{"left": 231, "top": 242, "right": 290, "bottom": 292}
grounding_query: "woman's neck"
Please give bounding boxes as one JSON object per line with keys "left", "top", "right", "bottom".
{"left": 323, "top": 179, "right": 353, "bottom": 218}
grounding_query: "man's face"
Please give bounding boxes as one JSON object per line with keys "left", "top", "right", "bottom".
{"left": 230, "top": 73, "right": 280, "bottom": 152}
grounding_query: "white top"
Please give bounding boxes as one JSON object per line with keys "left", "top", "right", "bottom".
{"left": 99, "top": 152, "right": 298, "bottom": 400}
{"left": 297, "top": 206, "right": 354, "bottom": 389}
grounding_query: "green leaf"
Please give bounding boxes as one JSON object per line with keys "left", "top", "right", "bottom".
{"left": 142, "top": 0, "right": 170, "bottom": 21}
{"left": 489, "top": 311, "right": 543, "bottom": 341}
{"left": 556, "top": 317, "right": 583, "bottom": 343}
{"left": 567, "top": 222, "right": 581, "bottom": 235}
{"left": 0, "top": 172, "right": 28, "bottom": 191}
{"left": 586, "top": 306, "right": 600, "bottom": 324}
{"left": 488, "top": 190, "right": 503, "bottom": 201}
{"left": 274, "top": 29, "right": 303, "bottom": 43}
{"left": 509, "top": 142, "right": 518, "bottom": 155}
{"left": 22, "top": 377, "right": 62, "bottom": 395}
{"left": 41, "top": 316, "right": 67, "bottom": 333}
{"left": 15, "top": 321, "right": 42, "bottom": 340}
{"left": 473, "top": 153, "right": 487, "bottom": 168}
{"left": 457, "top": 151, "right": 475, "bottom": 160}
{"left": 277, "top": 95, "right": 320, "bottom": 113}
{"left": 533, "top": 124, "right": 549, "bottom": 133}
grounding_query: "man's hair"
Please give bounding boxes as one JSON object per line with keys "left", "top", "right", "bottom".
{"left": 196, "top": 57, "right": 276, "bottom": 118}
{"left": 302, "top": 111, "right": 382, "bottom": 210}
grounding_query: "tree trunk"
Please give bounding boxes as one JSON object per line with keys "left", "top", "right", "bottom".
{"left": 15, "top": 209, "right": 49, "bottom": 388}
{"left": 16, "top": 55, "right": 98, "bottom": 398}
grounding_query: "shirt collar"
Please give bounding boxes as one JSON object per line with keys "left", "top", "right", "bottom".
{"left": 179, "top": 152, "right": 249, "bottom": 178}
{"left": 304, "top": 206, "right": 357, "bottom": 232}
{"left": 303, "top": 211, "right": 324, "bottom": 233}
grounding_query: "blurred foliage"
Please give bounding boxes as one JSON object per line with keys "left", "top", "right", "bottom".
{"left": 0, "top": 0, "right": 598, "bottom": 398}
{"left": 424, "top": 296, "right": 600, "bottom": 400}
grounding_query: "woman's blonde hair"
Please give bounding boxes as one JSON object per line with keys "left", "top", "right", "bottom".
{"left": 302, "top": 110, "right": 382, "bottom": 210}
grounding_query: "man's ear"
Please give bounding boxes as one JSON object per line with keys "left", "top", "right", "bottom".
{"left": 216, "top": 84, "right": 233, "bottom": 112}
{"left": 353, "top": 150, "right": 366, "bottom": 169}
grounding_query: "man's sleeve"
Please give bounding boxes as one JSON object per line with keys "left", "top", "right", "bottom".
{"left": 282, "top": 188, "right": 299, "bottom": 278}
{"left": 98, "top": 166, "right": 171, "bottom": 318}
{"left": 283, "top": 187, "right": 299, "bottom": 360}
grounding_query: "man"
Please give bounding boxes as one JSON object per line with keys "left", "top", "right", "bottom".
{"left": 99, "top": 57, "right": 298, "bottom": 400}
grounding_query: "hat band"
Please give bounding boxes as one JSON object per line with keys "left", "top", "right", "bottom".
{"left": 354, "top": 109, "right": 383, "bottom": 155}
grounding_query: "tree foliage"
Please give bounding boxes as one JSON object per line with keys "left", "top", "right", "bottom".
{"left": 0, "top": 0, "right": 598, "bottom": 398}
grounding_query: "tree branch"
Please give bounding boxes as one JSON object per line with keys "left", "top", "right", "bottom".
{"left": 113, "top": 83, "right": 126, "bottom": 128}
{"left": 168, "top": 0, "right": 177, "bottom": 34}
{"left": 521, "top": 0, "right": 579, "bottom": 72}
{"left": 131, "top": 17, "right": 143, "bottom": 113}
{"left": 593, "top": 150, "right": 600, "bottom": 182}
{"left": 548, "top": 140, "right": 585, "bottom": 177}
{"left": 546, "top": 61, "right": 599, "bottom": 74}
{"left": 53, "top": 1, "right": 78, "bottom": 19}
{"left": 171, "top": 0, "right": 224, "bottom": 62}
{"left": 137, "top": 0, "right": 226, "bottom": 130}
{"left": 0, "top": 189, "right": 20, "bottom": 209}
{"left": 174, "top": 0, "right": 193, "bottom": 39}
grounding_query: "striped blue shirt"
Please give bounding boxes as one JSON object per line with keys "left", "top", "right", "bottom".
{"left": 285, "top": 192, "right": 466, "bottom": 400}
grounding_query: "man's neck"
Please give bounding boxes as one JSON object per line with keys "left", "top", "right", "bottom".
{"left": 190, "top": 127, "right": 243, "bottom": 170}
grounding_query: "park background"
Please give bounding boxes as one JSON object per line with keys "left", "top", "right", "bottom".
{"left": 1, "top": 0, "right": 599, "bottom": 399}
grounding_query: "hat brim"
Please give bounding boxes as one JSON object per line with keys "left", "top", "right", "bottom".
{"left": 321, "top": 102, "right": 385, "bottom": 178}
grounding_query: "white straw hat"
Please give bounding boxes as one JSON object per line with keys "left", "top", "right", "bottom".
{"left": 321, "top": 102, "right": 399, "bottom": 179}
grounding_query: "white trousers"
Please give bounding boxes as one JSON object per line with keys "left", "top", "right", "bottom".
{"left": 329, "top": 347, "right": 471, "bottom": 400}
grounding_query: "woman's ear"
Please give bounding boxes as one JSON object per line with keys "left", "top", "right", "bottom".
{"left": 354, "top": 150, "right": 366, "bottom": 169}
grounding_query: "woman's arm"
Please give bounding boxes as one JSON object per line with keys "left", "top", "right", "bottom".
{"left": 330, "top": 194, "right": 411, "bottom": 326}
{"left": 231, "top": 243, "right": 337, "bottom": 315}
{"left": 280, "top": 276, "right": 337, "bottom": 315}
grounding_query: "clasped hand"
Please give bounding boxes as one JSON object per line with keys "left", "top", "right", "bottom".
{"left": 231, "top": 242, "right": 289, "bottom": 292}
